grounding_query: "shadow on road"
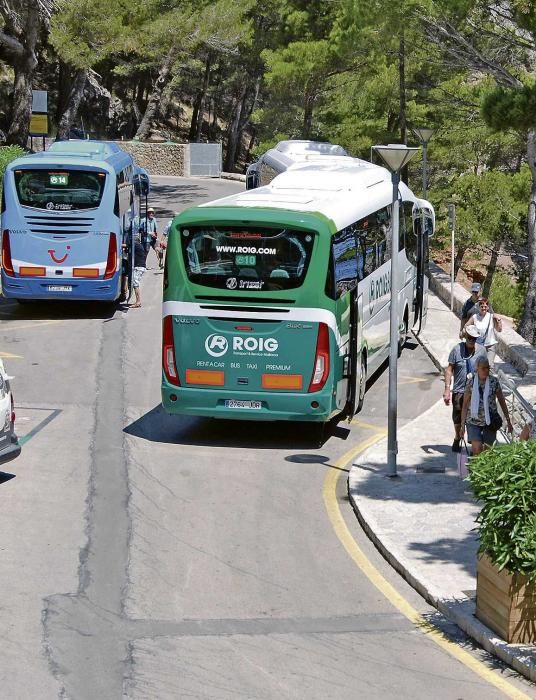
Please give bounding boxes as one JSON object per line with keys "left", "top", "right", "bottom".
{"left": 0, "top": 471, "right": 16, "bottom": 485}
{"left": 0, "top": 296, "right": 127, "bottom": 322}
{"left": 124, "top": 403, "right": 341, "bottom": 450}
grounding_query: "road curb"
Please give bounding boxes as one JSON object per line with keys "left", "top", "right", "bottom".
{"left": 220, "top": 172, "right": 246, "bottom": 182}
{"left": 347, "top": 467, "right": 536, "bottom": 682}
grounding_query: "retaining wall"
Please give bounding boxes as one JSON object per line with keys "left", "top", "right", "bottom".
{"left": 116, "top": 142, "right": 187, "bottom": 176}
{"left": 429, "top": 261, "right": 536, "bottom": 403}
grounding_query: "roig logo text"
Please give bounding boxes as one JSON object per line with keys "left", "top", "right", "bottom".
{"left": 205, "top": 334, "right": 278, "bottom": 357}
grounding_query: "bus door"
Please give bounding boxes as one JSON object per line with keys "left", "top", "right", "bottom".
{"left": 346, "top": 292, "right": 364, "bottom": 416}
{"left": 413, "top": 207, "right": 432, "bottom": 333}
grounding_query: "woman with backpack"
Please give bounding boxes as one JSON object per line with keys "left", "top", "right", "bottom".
{"left": 464, "top": 298, "right": 502, "bottom": 368}
{"left": 460, "top": 355, "right": 513, "bottom": 455}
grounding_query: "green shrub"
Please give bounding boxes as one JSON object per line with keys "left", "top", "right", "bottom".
{"left": 469, "top": 440, "right": 536, "bottom": 582}
{"left": 0, "top": 145, "right": 25, "bottom": 194}
{"left": 488, "top": 271, "right": 526, "bottom": 320}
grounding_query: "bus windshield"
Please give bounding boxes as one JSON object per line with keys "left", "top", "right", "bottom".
{"left": 14, "top": 169, "right": 106, "bottom": 211}
{"left": 180, "top": 226, "right": 315, "bottom": 291}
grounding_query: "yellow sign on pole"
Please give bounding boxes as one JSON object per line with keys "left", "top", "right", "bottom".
{"left": 29, "top": 113, "right": 48, "bottom": 136}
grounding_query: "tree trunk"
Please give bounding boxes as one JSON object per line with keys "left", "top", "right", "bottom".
{"left": 454, "top": 245, "right": 466, "bottom": 278}
{"left": 4, "top": 4, "right": 41, "bottom": 147}
{"left": 135, "top": 50, "right": 175, "bottom": 140}
{"left": 194, "top": 58, "right": 211, "bottom": 143}
{"left": 519, "top": 129, "right": 536, "bottom": 343}
{"left": 399, "top": 30, "right": 409, "bottom": 183}
{"left": 303, "top": 90, "right": 314, "bottom": 138}
{"left": 209, "top": 97, "right": 218, "bottom": 140}
{"left": 483, "top": 239, "right": 501, "bottom": 298}
{"left": 224, "top": 85, "right": 247, "bottom": 171}
{"left": 56, "top": 68, "right": 88, "bottom": 140}
{"left": 7, "top": 54, "right": 38, "bottom": 147}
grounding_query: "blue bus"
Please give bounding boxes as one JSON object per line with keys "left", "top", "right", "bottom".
{"left": 1, "top": 140, "right": 144, "bottom": 303}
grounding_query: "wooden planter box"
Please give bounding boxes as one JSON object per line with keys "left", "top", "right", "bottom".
{"left": 476, "top": 553, "right": 536, "bottom": 644}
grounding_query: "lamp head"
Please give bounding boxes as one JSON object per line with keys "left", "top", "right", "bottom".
{"left": 411, "top": 127, "right": 434, "bottom": 144}
{"left": 372, "top": 144, "right": 420, "bottom": 173}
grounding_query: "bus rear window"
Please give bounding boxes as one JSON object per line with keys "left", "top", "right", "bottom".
{"left": 14, "top": 169, "right": 106, "bottom": 210}
{"left": 180, "top": 226, "right": 314, "bottom": 291}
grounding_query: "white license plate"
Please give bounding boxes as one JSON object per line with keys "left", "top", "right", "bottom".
{"left": 47, "top": 285, "right": 72, "bottom": 292}
{"left": 224, "top": 400, "right": 262, "bottom": 410}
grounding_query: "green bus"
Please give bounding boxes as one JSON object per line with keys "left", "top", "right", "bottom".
{"left": 162, "top": 144, "right": 434, "bottom": 425}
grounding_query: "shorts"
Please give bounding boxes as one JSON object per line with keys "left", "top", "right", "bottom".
{"left": 132, "top": 266, "right": 145, "bottom": 288}
{"left": 452, "top": 392, "right": 464, "bottom": 425}
{"left": 466, "top": 422, "right": 496, "bottom": 445}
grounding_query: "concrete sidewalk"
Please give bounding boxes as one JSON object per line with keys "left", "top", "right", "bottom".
{"left": 348, "top": 290, "right": 536, "bottom": 682}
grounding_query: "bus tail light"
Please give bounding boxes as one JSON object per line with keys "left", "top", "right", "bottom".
{"left": 73, "top": 268, "right": 100, "bottom": 278}
{"left": 185, "top": 369, "right": 224, "bottom": 386}
{"left": 163, "top": 315, "right": 180, "bottom": 386}
{"left": 1, "top": 230, "right": 14, "bottom": 276}
{"left": 103, "top": 233, "right": 117, "bottom": 279}
{"left": 19, "top": 266, "right": 46, "bottom": 276}
{"left": 308, "top": 323, "right": 330, "bottom": 392}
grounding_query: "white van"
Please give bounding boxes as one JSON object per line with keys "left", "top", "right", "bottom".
{"left": 0, "top": 359, "right": 21, "bottom": 466}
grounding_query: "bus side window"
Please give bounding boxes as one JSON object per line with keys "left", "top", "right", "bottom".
{"left": 259, "top": 162, "right": 278, "bottom": 186}
{"left": 332, "top": 226, "right": 359, "bottom": 298}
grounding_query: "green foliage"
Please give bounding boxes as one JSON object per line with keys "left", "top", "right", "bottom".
{"left": 0, "top": 146, "right": 25, "bottom": 194}
{"left": 488, "top": 271, "right": 527, "bottom": 320}
{"left": 469, "top": 440, "right": 536, "bottom": 582}
{"left": 482, "top": 83, "right": 536, "bottom": 133}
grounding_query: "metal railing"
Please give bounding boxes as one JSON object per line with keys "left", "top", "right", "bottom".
{"left": 497, "top": 370, "right": 535, "bottom": 443}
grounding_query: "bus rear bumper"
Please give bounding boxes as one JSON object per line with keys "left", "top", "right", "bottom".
{"left": 161, "top": 383, "right": 337, "bottom": 423}
{"left": 1, "top": 272, "right": 121, "bottom": 301}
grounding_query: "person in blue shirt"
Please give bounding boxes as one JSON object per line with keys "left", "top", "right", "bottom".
{"left": 140, "top": 207, "right": 159, "bottom": 266}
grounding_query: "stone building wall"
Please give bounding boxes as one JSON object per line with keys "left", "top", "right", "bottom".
{"left": 116, "top": 142, "right": 187, "bottom": 176}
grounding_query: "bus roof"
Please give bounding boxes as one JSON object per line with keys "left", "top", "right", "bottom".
{"left": 6, "top": 140, "right": 134, "bottom": 174}
{"left": 200, "top": 158, "right": 426, "bottom": 231}
{"left": 47, "top": 140, "right": 123, "bottom": 157}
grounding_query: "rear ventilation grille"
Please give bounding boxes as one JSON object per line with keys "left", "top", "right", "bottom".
{"left": 24, "top": 214, "right": 94, "bottom": 235}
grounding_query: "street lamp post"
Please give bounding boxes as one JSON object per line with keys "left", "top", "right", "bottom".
{"left": 411, "top": 127, "right": 434, "bottom": 199}
{"left": 373, "top": 144, "right": 420, "bottom": 477}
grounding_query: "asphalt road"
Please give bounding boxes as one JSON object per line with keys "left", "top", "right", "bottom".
{"left": 0, "top": 176, "right": 534, "bottom": 699}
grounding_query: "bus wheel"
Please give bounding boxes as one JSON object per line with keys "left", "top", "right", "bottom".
{"left": 356, "top": 354, "right": 367, "bottom": 413}
{"left": 398, "top": 311, "right": 408, "bottom": 357}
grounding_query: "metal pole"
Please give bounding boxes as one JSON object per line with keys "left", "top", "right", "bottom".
{"left": 387, "top": 171, "right": 400, "bottom": 477}
{"left": 422, "top": 142, "right": 428, "bottom": 200}
{"left": 451, "top": 218, "right": 455, "bottom": 311}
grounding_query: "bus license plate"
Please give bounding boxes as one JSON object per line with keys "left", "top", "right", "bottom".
{"left": 47, "top": 285, "right": 72, "bottom": 292}
{"left": 224, "top": 400, "right": 262, "bottom": 410}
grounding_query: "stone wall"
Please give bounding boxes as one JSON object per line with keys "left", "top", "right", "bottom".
{"left": 116, "top": 141, "right": 187, "bottom": 176}
{"left": 429, "top": 261, "right": 536, "bottom": 402}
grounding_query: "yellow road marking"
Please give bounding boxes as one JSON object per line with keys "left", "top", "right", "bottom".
{"left": 398, "top": 375, "right": 430, "bottom": 385}
{"left": 0, "top": 351, "right": 23, "bottom": 359}
{"left": 323, "top": 439, "right": 532, "bottom": 700}
{"left": 350, "top": 417, "right": 387, "bottom": 432}
{"left": 0, "top": 319, "right": 61, "bottom": 332}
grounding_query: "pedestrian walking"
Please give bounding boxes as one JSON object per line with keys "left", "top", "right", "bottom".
{"left": 464, "top": 298, "right": 502, "bottom": 368}
{"left": 460, "top": 355, "right": 513, "bottom": 456}
{"left": 131, "top": 237, "right": 147, "bottom": 309}
{"left": 140, "top": 207, "right": 159, "bottom": 267}
{"left": 459, "top": 282, "right": 481, "bottom": 337}
{"left": 444, "top": 325, "right": 487, "bottom": 453}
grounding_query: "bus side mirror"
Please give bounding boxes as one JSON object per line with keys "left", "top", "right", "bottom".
{"left": 246, "top": 164, "right": 260, "bottom": 190}
{"left": 133, "top": 173, "right": 150, "bottom": 197}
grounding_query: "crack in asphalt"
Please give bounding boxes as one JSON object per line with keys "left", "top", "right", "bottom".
{"left": 42, "top": 311, "right": 132, "bottom": 699}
